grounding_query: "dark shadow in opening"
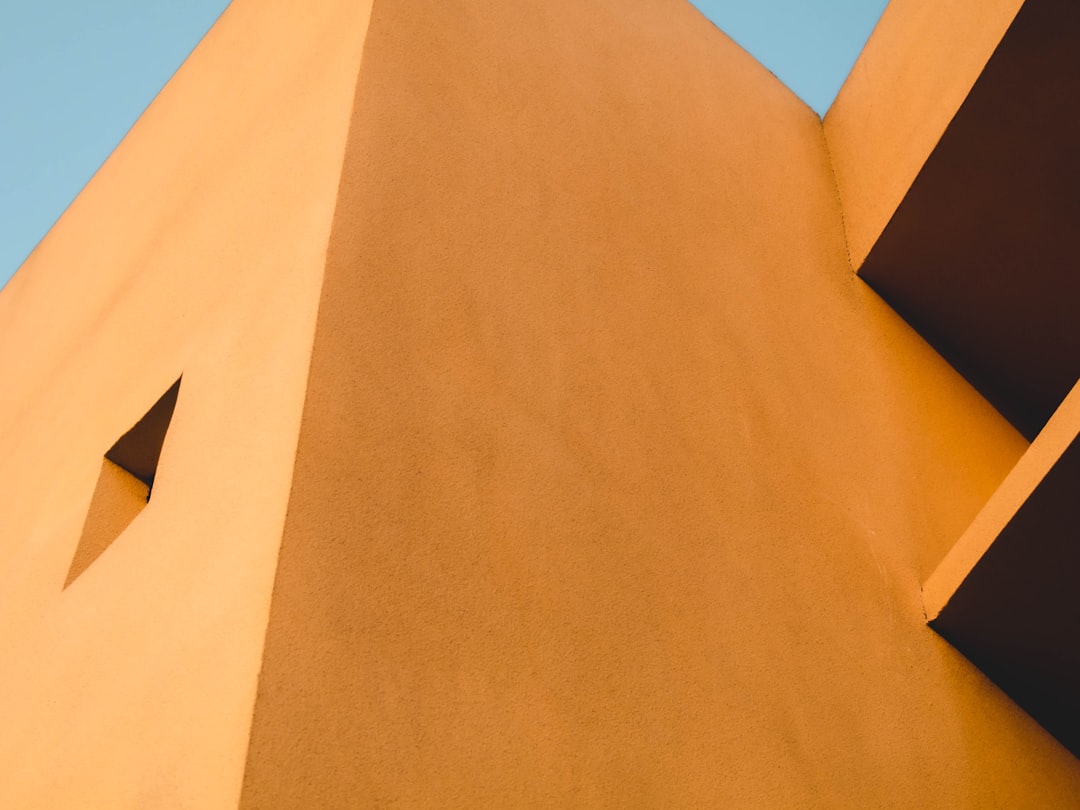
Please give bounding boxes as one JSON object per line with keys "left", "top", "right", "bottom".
{"left": 65, "top": 378, "right": 181, "bottom": 588}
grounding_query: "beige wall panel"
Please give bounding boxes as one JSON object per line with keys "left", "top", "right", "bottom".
{"left": 242, "top": 0, "right": 1075, "bottom": 806}
{"left": 825, "top": 0, "right": 1024, "bottom": 268}
{"left": 0, "top": 0, "right": 374, "bottom": 807}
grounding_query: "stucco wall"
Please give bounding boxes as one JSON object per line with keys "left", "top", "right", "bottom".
{"left": 2, "top": 0, "right": 1076, "bottom": 805}
{"left": 0, "top": 1, "right": 373, "bottom": 807}
{"left": 240, "top": 0, "right": 1078, "bottom": 806}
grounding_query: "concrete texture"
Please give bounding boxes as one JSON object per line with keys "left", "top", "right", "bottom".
{"left": 2, "top": 0, "right": 1079, "bottom": 807}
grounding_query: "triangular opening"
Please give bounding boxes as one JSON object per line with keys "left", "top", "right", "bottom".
{"left": 65, "top": 378, "right": 181, "bottom": 587}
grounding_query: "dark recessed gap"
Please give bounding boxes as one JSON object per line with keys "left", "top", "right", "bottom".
{"left": 65, "top": 378, "right": 181, "bottom": 588}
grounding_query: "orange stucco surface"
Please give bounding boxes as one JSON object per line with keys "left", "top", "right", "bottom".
{"left": 2, "top": 0, "right": 1079, "bottom": 807}
{"left": 925, "top": 379, "right": 1080, "bottom": 622}
{"left": 0, "top": 0, "right": 373, "bottom": 806}
{"left": 924, "top": 377, "right": 1080, "bottom": 755}
{"left": 840, "top": 0, "right": 1080, "bottom": 440}
{"left": 65, "top": 458, "right": 149, "bottom": 588}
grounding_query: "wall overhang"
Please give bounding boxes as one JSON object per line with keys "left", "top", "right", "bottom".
{"left": 857, "top": 0, "right": 1080, "bottom": 439}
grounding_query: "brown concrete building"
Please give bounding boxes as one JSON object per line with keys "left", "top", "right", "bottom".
{"left": 1, "top": 0, "right": 1077, "bottom": 806}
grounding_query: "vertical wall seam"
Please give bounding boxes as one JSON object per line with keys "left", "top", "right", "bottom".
{"left": 819, "top": 121, "right": 855, "bottom": 275}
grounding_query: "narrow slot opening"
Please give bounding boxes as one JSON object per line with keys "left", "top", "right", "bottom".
{"left": 65, "top": 378, "right": 181, "bottom": 587}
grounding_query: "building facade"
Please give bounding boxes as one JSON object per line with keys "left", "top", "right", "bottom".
{"left": 0, "top": 0, "right": 1076, "bottom": 806}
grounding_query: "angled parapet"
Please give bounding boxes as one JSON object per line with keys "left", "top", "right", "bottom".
{"left": 825, "top": 0, "right": 1024, "bottom": 270}
{"left": 828, "top": 0, "right": 1080, "bottom": 438}
{"left": 832, "top": 0, "right": 1080, "bottom": 756}
{"left": 924, "top": 379, "right": 1080, "bottom": 755}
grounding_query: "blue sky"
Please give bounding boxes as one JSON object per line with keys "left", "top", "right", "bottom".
{"left": 0, "top": 0, "right": 889, "bottom": 290}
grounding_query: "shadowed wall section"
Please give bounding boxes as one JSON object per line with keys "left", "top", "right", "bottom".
{"left": 854, "top": 0, "right": 1080, "bottom": 439}
{"left": 824, "top": 0, "right": 1024, "bottom": 269}
{"left": 924, "top": 380, "right": 1080, "bottom": 759}
{"left": 67, "top": 458, "right": 149, "bottom": 587}
{"left": 239, "top": 0, "right": 1079, "bottom": 806}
